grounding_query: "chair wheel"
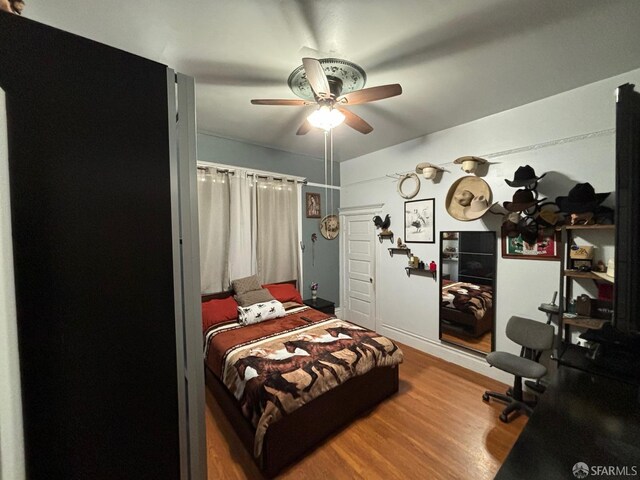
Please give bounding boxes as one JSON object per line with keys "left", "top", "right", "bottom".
{"left": 499, "top": 413, "right": 509, "bottom": 423}
{"left": 482, "top": 393, "right": 490, "bottom": 402}
{"left": 506, "top": 388, "right": 513, "bottom": 397}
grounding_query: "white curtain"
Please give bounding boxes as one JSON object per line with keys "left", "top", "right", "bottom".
{"left": 197, "top": 168, "right": 230, "bottom": 293}
{"left": 198, "top": 166, "right": 300, "bottom": 292}
{"left": 228, "top": 171, "right": 257, "bottom": 281}
{"left": 256, "top": 177, "right": 299, "bottom": 284}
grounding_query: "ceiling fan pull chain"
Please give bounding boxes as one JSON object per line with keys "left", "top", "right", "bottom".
{"left": 329, "top": 128, "right": 334, "bottom": 214}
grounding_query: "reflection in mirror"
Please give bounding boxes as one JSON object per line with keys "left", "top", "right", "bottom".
{"left": 440, "top": 231, "right": 496, "bottom": 355}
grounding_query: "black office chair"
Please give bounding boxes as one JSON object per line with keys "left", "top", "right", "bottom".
{"left": 483, "top": 315, "right": 555, "bottom": 423}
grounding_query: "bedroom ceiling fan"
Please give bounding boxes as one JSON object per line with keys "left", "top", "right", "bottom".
{"left": 250, "top": 57, "right": 402, "bottom": 135}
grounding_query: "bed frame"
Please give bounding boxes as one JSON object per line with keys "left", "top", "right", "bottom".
{"left": 202, "top": 281, "right": 400, "bottom": 477}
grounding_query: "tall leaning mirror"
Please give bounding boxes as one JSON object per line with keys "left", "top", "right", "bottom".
{"left": 440, "top": 231, "right": 496, "bottom": 355}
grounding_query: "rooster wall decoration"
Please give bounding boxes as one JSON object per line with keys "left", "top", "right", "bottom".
{"left": 373, "top": 214, "right": 393, "bottom": 243}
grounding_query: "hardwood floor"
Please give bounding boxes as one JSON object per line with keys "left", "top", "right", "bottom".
{"left": 441, "top": 330, "right": 492, "bottom": 353}
{"left": 206, "top": 342, "right": 526, "bottom": 479}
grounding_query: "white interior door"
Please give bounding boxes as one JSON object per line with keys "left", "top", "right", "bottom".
{"left": 342, "top": 214, "right": 376, "bottom": 330}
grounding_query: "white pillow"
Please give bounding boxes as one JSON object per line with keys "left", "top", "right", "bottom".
{"left": 238, "top": 299, "right": 285, "bottom": 326}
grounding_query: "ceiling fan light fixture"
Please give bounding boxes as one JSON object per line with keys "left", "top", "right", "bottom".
{"left": 307, "top": 106, "right": 345, "bottom": 131}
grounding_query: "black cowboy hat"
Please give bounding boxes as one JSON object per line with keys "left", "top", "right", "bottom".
{"left": 505, "top": 165, "right": 546, "bottom": 188}
{"left": 503, "top": 189, "right": 547, "bottom": 212}
{"left": 555, "top": 182, "right": 610, "bottom": 214}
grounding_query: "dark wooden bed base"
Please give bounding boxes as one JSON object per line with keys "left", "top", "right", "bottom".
{"left": 205, "top": 363, "right": 399, "bottom": 477}
{"left": 202, "top": 280, "right": 400, "bottom": 477}
{"left": 440, "top": 306, "right": 493, "bottom": 337}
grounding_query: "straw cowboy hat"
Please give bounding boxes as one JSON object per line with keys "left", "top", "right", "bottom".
{"left": 445, "top": 176, "right": 493, "bottom": 221}
{"left": 503, "top": 189, "right": 547, "bottom": 212}
{"left": 505, "top": 165, "right": 546, "bottom": 188}
{"left": 534, "top": 203, "right": 563, "bottom": 228}
{"left": 453, "top": 156, "right": 487, "bottom": 174}
{"left": 415, "top": 162, "right": 444, "bottom": 180}
{"left": 555, "top": 182, "right": 611, "bottom": 214}
{"left": 462, "top": 196, "right": 494, "bottom": 221}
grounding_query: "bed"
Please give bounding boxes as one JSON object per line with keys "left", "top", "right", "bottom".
{"left": 202, "top": 281, "right": 403, "bottom": 477}
{"left": 441, "top": 280, "right": 493, "bottom": 337}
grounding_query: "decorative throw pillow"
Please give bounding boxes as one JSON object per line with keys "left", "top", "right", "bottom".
{"left": 201, "top": 296, "right": 239, "bottom": 332}
{"left": 238, "top": 299, "right": 285, "bottom": 326}
{"left": 231, "top": 275, "right": 262, "bottom": 295}
{"left": 263, "top": 283, "right": 303, "bottom": 304}
{"left": 234, "top": 288, "right": 275, "bottom": 307}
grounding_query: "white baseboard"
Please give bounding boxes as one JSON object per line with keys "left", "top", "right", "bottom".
{"left": 334, "top": 307, "right": 342, "bottom": 318}
{"left": 379, "top": 323, "right": 512, "bottom": 385}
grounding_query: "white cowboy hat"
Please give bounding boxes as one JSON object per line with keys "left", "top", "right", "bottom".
{"left": 415, "top": 162, "right": 444, "bottom": 180}
{"left": 445, "top": 176, "right": 493, "bottom": 221}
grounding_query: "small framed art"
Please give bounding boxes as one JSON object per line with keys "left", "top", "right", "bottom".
{"left": 306, "top": 192, "right": 321, "bottom": 218}
{"left": 404, "top": 198, "right": 435, "bottom": 243}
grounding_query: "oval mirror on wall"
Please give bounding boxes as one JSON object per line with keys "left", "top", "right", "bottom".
{"left": 439, "top": 231, "right": 496, "bottom": 355}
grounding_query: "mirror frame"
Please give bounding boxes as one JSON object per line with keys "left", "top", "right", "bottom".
{"left": 438, "top": 230, "right": 497, "bottom": 355}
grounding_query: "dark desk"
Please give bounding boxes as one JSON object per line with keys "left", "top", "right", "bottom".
{"left": 495, "top": 367, "right": 640, "bottom": 480}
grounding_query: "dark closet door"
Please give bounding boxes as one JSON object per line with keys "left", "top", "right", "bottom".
{"left": 615, "top": 84, "right": 640, "bottom": 336}
{"left": 0, "top": 12, "right": 180, "bottom": 479}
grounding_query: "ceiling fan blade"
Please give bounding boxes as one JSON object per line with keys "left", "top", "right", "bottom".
{"left": 251, "top": 99, "right": 310, "bottom": 106}
{"left": 337, "top": 84, "right": 402, "bottom": 105}
{"left": 296, "top": 119, "right": 312, "bottom": 135}
{"left": 302, "top": 57, "right": 331, "bottom": 98}
{"left": 339, "top": 108, "right": 373, "bottom": 134}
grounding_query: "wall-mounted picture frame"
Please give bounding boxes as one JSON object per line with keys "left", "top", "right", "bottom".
{"left": 501, "top": 226, "right": 561, "bottom": 260}
{"left": 404, "top": 198, "right": 435, "bottom": 243}
{"left": 306, "top": 192, "right": 321, "bottom": 218}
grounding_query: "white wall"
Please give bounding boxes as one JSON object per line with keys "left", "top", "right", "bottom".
{"left": 341, "top": 68, "right": 640, "bottom": 383}
{"left": 0, "top": 91, "right": 25, "bottom": 479}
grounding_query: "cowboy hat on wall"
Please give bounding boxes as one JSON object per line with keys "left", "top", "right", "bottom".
{"left": 505, "top": 165, "right": 546, "bottom": 188}
{"left": 503, "top": 189, "right": 547, "bottom": 212}
{"left": 445, "top": 176, "right": 494, "bottom": 221}
{"left": 453, "top": 156, "right": 487, "bottom": 174}
{"left": 555, "top": 182, "right": 611, "bottom": 214}
{"left": 415, "top": 162, "right": 444, "bottom": 180}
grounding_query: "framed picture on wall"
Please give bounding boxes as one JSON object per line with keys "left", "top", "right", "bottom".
{"left": 501, "top": 226, "right": 560, "bottom": 260}
{"left": 306, "top": 192, "right": 321, "bottom": 218}
{"left": 404, "top": 198, "right": 435, "bottom": 243}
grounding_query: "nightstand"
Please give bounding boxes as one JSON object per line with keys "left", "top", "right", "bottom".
{"left": 303, "top": 297, "right": 335, "bottom": 315}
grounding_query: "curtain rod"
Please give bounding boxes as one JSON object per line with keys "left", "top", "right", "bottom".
{"left": 197, "top": 165, "right": 307, "bottom": 185}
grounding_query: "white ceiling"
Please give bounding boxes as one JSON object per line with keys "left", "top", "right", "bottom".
{"left": 27, "top": 1, "right": 640, "bottom": 161}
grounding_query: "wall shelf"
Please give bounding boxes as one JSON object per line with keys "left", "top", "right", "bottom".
{"left": 558, "top": 224, "right": 615, "bottom": 231}
{"left": 405, "top": 266, "right": 436, "bottom": 280}
{"left": 388, "top": 247, "right": 411, "bottom": 257}
{"left": 563, "top": 316, "right": 609, "bottom": 330}
{"left": 563, "top": 270, "right": 614, "bottom": 284}
{"left": 378, "top": 233, "right": 394, "bottom": 243}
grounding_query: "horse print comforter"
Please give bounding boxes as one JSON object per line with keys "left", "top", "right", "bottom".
{"left": 441, "top": 281, "right": 493, "bottom": 320}
{"left": 203, "top": 305, "right": 403, "bottom": 457}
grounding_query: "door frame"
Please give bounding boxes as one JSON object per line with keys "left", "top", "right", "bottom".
{"left": 339, "top": 204, "right": 384, "bottom": 332}
{"left": 169, "top": 71, "right": 207, "bottom": 480}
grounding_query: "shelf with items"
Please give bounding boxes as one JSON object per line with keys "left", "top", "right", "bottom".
{"left": 388, "top": 247, "right": 411, "bottom": 257}
{"left": 557, "top": 224, "right": 615, "bottom": 345}
{"left": 405, "top": 266, "right": 436, "bottom": 279}
{"left": 563, "top": 270, "right": 614, "bottom": 283}
{"left": 562, "top": 316, "right": 609, "bottom": 330}
{"left": 558, "top": 224, "right": 615, "bottom": 231}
